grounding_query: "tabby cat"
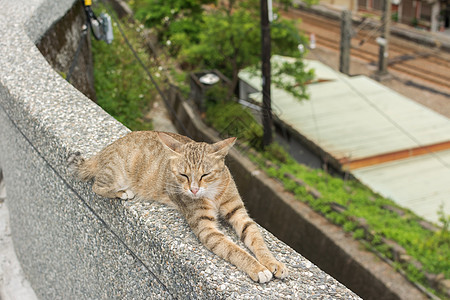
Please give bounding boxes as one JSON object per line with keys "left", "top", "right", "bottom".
{"left": 69, "top": 131, "right": 288, "bottom": 283}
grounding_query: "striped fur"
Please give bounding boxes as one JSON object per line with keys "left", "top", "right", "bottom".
{"left": 70, "top": 131, "right": 288, "bottom": 283}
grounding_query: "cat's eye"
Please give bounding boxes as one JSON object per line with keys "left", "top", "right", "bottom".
{"left": 179, "top": 173, "right": 189, "bottom": 181}
{"left": 200, "top": 173, "right": 211, "bottom": 180}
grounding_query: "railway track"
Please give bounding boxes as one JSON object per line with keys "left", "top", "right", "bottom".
{"left": 281, "top": 8, "right": 450, "bottom": 92}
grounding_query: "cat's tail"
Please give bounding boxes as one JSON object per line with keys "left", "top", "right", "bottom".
{"left": 67, "top": 152, "right": 98, "bottom": 181}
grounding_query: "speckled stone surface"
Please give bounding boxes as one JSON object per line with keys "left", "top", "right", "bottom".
{"left": 0, "top": 0, "right": 361, "bottom": 298}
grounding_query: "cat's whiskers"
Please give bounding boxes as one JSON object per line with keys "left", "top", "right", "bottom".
{"left": 202, "top": 180, "right": 222, "bottom": 200}
{"left": 165, "top": 184, "right": 184, "bottom": 195}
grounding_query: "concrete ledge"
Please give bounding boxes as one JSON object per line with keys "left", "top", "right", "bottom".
{"left": 0, "top": 0, "right": 360, "bottom": 298}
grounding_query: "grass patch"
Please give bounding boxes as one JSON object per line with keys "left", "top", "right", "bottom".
{"left": 91, "top": 5, "right": 155, "bottom": 131}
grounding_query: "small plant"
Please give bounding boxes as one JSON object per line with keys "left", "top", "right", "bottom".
{"left": 438, "top": 204, "right": 450, "bottom": 233}
{"left": 392, "top": 12, "right": 399, "bottom": 22}
{"left": 353, "top": 228, "right": 365, "bottom": 240}
{"left": 263, "top": 142, "right": 290, "bottom": 163}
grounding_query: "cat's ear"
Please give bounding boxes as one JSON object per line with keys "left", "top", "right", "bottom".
{"left": 211, "top": 137, "right": 236, "bottom": 158}
{"left": 158, "top": 132, "right": 183, "bottom": 154}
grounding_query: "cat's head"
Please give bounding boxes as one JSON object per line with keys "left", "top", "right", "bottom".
{"left": 158, "top": 132, "right": 236, "bottom": 199}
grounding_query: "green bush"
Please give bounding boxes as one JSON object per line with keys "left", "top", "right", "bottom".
{"left": 132, "top": 0, "right": 313, "bottom": 99}
{"left": 91, "top": 5, "right": 154, "bottom": 131}
{"left": 204, "top": 90, "right": 264, "bottom": 149}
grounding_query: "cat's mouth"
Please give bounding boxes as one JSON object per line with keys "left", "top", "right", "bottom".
{"left": 186, "top": 189, "right": 206, "bottom": 200}
{"left": 188, "top": 191, "right": 201, "bottom": 199}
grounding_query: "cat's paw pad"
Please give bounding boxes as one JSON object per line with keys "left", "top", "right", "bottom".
{"left": 257, "top": 269, "right": 273, "bottom": 283}
{"left": 119, "top": 190, "right": 135, "bottom": 200}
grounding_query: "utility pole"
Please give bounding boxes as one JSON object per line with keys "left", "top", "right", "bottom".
{"left": 376, "top": 0, "right": 391, "bottom": 78}
{"left": 261, "top": 0, "right": 272, "bottom": 147}
{"left": 339, "top": 10, "right": 352, "bottom": 75}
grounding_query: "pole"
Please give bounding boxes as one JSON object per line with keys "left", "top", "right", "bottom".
{"left": 339, "top": 10, "right": 351, "bottom": 75}
{"left": 261, "top": 0, "right": 272, "bottom": 147}
{"left": 377, "top": 0, "right": 391, "bottom": 77}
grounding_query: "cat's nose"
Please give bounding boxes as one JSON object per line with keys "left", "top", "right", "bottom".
{"left": 190, "top": 187, "right": 199, "bottom": 195}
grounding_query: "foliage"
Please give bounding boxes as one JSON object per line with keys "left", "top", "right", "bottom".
{"left": 262, "top": 142, "right": 290, "bottom": 163}
{"left": 271, "top": 19, "right": 308, "bottom": 56}
{"left": 131, "top": 0, "right": 211, "bottom": 35}
{"left": 274, "top": 0, "right": 320, "bottom": 10}
{"left": 276, "top": 0, "right": 295, "bottom": 10}
{"left": 91, "top": 5, "right": 154, "bottom": 130}
{"left": 204, "top": 86, "right": 264, "bottom": 149}
{"left": 131, "top": 0, "right": 213, "bottom": 56}
{"left": 271, "top": 58, "right": 315, "bottom": 100}
{"left": 132, "top": 0, "right": 314, "bottom": 100}
{"left": 438, "top": 203, "right": 450, "bottom": 233}
{"left": 132, "top": 0, "right": 212, "bottom": 28}
{"left": 180, "top": 6, "right": 261, "bottom": 92}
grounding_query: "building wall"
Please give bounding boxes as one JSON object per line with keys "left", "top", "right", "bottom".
{"left": 358, "top": 0, "right": 440, "bottom": 30}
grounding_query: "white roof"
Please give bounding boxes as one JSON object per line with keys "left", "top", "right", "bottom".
{"left": 239, "top": 55, "right": 450, "bottom": 224}
{"left": 352, "top": 150, "right": 450, "bottom": 224}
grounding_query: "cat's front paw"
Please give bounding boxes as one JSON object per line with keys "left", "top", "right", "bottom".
{"left": 257, "top": 269, "right": 273, "bottom": 283}
{"left": 265, "top": 260, "right": 289, "bottom": 279}
{"left": 248, "top": 263, "right": 273, "bottom": 283}
{"left": 119, "top": 190, "right": 135, "bottom": 200}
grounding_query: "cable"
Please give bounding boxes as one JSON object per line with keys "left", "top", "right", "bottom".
{"left": 354, "top": 17, "right": 371, "bottom": 34}
{"left": 356, "top": 24, "right": 381, "bottom": 47}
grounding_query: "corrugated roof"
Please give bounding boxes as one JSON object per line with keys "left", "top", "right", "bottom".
{"left": 239, "top": 55, "right": 450, "bottom": 224}
{"left": 352, "top": 150, "right": 450, "bottom": 223}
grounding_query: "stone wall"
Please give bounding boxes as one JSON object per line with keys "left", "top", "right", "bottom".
{"left": 0, "top": 0, "right": 360, "bottom": 299}
{"left": 36, "top": 0, "right": 96, "bottom": 101}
